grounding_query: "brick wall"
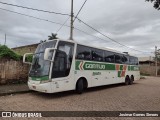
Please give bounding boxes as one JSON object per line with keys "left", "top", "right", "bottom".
{"left": 0, "top": 59, "right": 159, "bottom": 85}
{"left": 0, "top": 59, "right": 30, "bottom": 84}
{"left": 12, "top": 43, "right": 38, "bottom": 56}
{"left": 139, "top": 65, "right": 160, "bottom": 76}
{"left": 0, "top": 43, "right": 39, "bottom": 84}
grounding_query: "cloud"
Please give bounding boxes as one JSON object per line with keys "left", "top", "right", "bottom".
{"left": 0, "top": 0, "right": 159, "bottom": 57}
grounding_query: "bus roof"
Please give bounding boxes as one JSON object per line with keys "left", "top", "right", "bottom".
{"left": 46, "top": 39, "right": 137, "bottom": 57}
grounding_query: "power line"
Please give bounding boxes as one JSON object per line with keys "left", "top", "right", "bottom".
{"left": 0, "top": 29, "right": 41, "bottom": 40}
{"left": 56, "top": 16, "right": 70, "bottom": 33}
{"left": 57, "top": 0, "right": 88, "bottom": 34}
{"left": 56, "top": 0, "right": 88, "bottom": 35}
{"left": 76, "top": 17, "right": 150, "bottom": 54}
{"left": 0, "top": 31, "right": 41, "bottom": 47}
{"left": 74, "top": 27, "right": 111, "bottom": 43}
{"left": 73, "top": 0, "right": 88, "bottom": 23}
{"left": 0, "top": 0, "right": 105, "bottom": 45}
{"left": 0, "top": 7, "right": 71, "bottom": 28}
{"left": 0, "top": 7, "right": 110, "bottom": 45}
{"left": 0, "top": 1, "right": 70, "bottom": 16}
{"left": 0, "top": 7, "right": 153, "bottom": 54}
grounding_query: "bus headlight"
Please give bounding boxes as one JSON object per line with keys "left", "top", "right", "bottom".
{"left": 40, "top": 79, "right": 52, "bottom": 84}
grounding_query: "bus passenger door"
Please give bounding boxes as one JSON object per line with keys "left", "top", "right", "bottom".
{"left": 51, "top": 41, "right": 74, "bottom": 92}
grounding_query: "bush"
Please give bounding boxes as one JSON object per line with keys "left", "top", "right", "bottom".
{"left": 0, "top": 45, "right": 22, "bottom": 60}
{"left": 25, "top": 54, "right": 33, "bottom": 63}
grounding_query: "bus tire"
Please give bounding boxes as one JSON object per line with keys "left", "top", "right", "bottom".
{"left": 129, "top": 75, "right": 134, "bottom": 85}
{"left": 76, "top": 79, "right": 84, "bottom": 94}
{"left": 125, "top": 76, "right": 130, "bottom": 85}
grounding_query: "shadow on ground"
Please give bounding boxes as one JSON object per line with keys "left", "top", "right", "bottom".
{"left": 30, "top": 82, "right": 139, "bottom": 99}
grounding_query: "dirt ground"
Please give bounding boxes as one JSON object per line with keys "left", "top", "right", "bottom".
{"left": 0, "top": 76, "right": 160, "bottom": 120}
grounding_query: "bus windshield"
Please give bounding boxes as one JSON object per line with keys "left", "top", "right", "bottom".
{"left": 29, "top": 40, "right": 57, "bottom": 77}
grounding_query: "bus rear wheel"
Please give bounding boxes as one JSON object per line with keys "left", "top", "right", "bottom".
{"left": 76, "top": 79, "right": 84, "bottom": 94}
{"left": 125, "top": 76, "right": 130, "bottom": 85}
{"left": 129, "top": 75, "right": 134, "bottom": 85}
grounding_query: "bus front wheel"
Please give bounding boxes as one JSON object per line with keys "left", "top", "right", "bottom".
{"left": 76, "top": 79, "right": 84, "bottom": 94}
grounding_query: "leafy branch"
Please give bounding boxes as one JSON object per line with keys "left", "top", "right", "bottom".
{"left": 0, "top": 45, "right": 22, "bottom": 60}
{"left": 146, "top": 0, "right": 160, "bottom": 10}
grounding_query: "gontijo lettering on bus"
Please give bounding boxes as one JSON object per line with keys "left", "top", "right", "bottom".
{"left": 76, "top": 60, "right": 114, "bottom": 70}
{"left": 75, "top": 60, "right": 139, "bottom": 77}
{"left": 76, "top": 60, "right": 139, "bottom": 71}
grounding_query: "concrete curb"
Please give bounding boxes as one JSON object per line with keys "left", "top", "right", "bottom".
{"left": 0, "top": 90, "right": 34, "bottom": 96}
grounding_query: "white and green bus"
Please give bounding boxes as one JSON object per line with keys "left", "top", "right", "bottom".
{"left": 23, "top": 39, "right": 140, "bottom": 94}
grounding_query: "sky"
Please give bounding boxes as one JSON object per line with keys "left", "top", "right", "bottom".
{"left": 0, "top": 0, "right": 159, "bottom": 57}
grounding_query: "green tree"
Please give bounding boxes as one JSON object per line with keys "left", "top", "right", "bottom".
{"left": 153, "top": 56, "right": 160, "bottom": 62}
{"left": 146, "top": 0, "right": 160, "bottom": 10}
{"left": 0, "top": 45, "right": 22, "bottom": 60}
{"left": 48, "top": 33, "right": 58, "bottom": 40}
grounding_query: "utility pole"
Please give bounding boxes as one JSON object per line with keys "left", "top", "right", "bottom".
{"left": 69, "top": 0, "right": 74, "bottom": 40}
{"left": 149, "top": 56, "right": 151, "bottom": 66}
{"left": 155, "top": 46, "right": 157, "bottom": 77}
{"left": 4, "top": 34, "right": 6, "bottom": 45}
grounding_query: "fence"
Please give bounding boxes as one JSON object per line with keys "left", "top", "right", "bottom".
{"left": 139, "top": 65, "right": 160, "bottom": 76}
{"left": 0, "top": 59, "right": 30, "bottom": 85}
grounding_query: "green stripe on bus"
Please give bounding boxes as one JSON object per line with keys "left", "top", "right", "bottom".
{"left": 75, "top": 61, "right": 81, "bottom": 70}
{"left": 130, "top": 66, "right": 139, "bottom": 71}
{"left": 30, "top": 76, "right": 49, "bottom": 81}
{"left": 128, "top": 65, "right": 139, "bottom": 71}
{"left": 128, "top": 66, "right": 131, "bottom": 71}
{"left": 75, "top": 60, "right": 139, "bottom": 71}
{"left": 118, "top": 71, "right": 121, "bottom": 77}
{"left": 120, "top": 65, "right": 123, "bottom": 70}
{"left": 75, "top": 60, "right": 115, "bottom": 70}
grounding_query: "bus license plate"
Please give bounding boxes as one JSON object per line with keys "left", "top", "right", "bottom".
{"left": 32, "top": 86, "right": 36, "bottom": 89}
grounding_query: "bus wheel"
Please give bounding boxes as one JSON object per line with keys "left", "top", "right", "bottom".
{"left": 76, "top": 79, "right": 84, "bottom": 94}
{"left": 125, "top": 76, "right": 130, "bottom": 85}
{"left": 129, "top": 75, "right": 134, "bottom": 85}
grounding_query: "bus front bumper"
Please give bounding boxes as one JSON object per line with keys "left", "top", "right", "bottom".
{"left": 28, "top": 80, "right": 53, "bottom": 93}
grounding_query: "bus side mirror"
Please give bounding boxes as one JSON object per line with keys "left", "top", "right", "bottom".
{"left": 44, "top": 48, "right": 56, "bottom": 61}
{"left": 23, "top": 53, "right": 33, "bottom": 64}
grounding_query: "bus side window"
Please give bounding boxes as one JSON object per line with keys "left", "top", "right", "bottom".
{"left": 129, "top": 56, "right": 138, "bottom": 65}
{"left": 91, "top": 48, "right": 104, "bottom": 62}
{"left": 104, "top": 51, "right": 115, "bottom": 63}
{"left": 122, "top": 55, "right": 129, "bottom": 64}
{"left": 77, "top": 53, "right": 84, "bottom": 59}
{"left": 133, "top": 57, "right": 138, "bottom": 65}
{"left": 129, "top": 56, "right": 133, "bottom": 65}
{"left": 135, "top": 58, "right": 139, "bottom": 65}
{"left": 76, "top": 45, "right": 91, "bottom": 60}
{"left": 115, "top": 54, "right": 122, "bottom": 64}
